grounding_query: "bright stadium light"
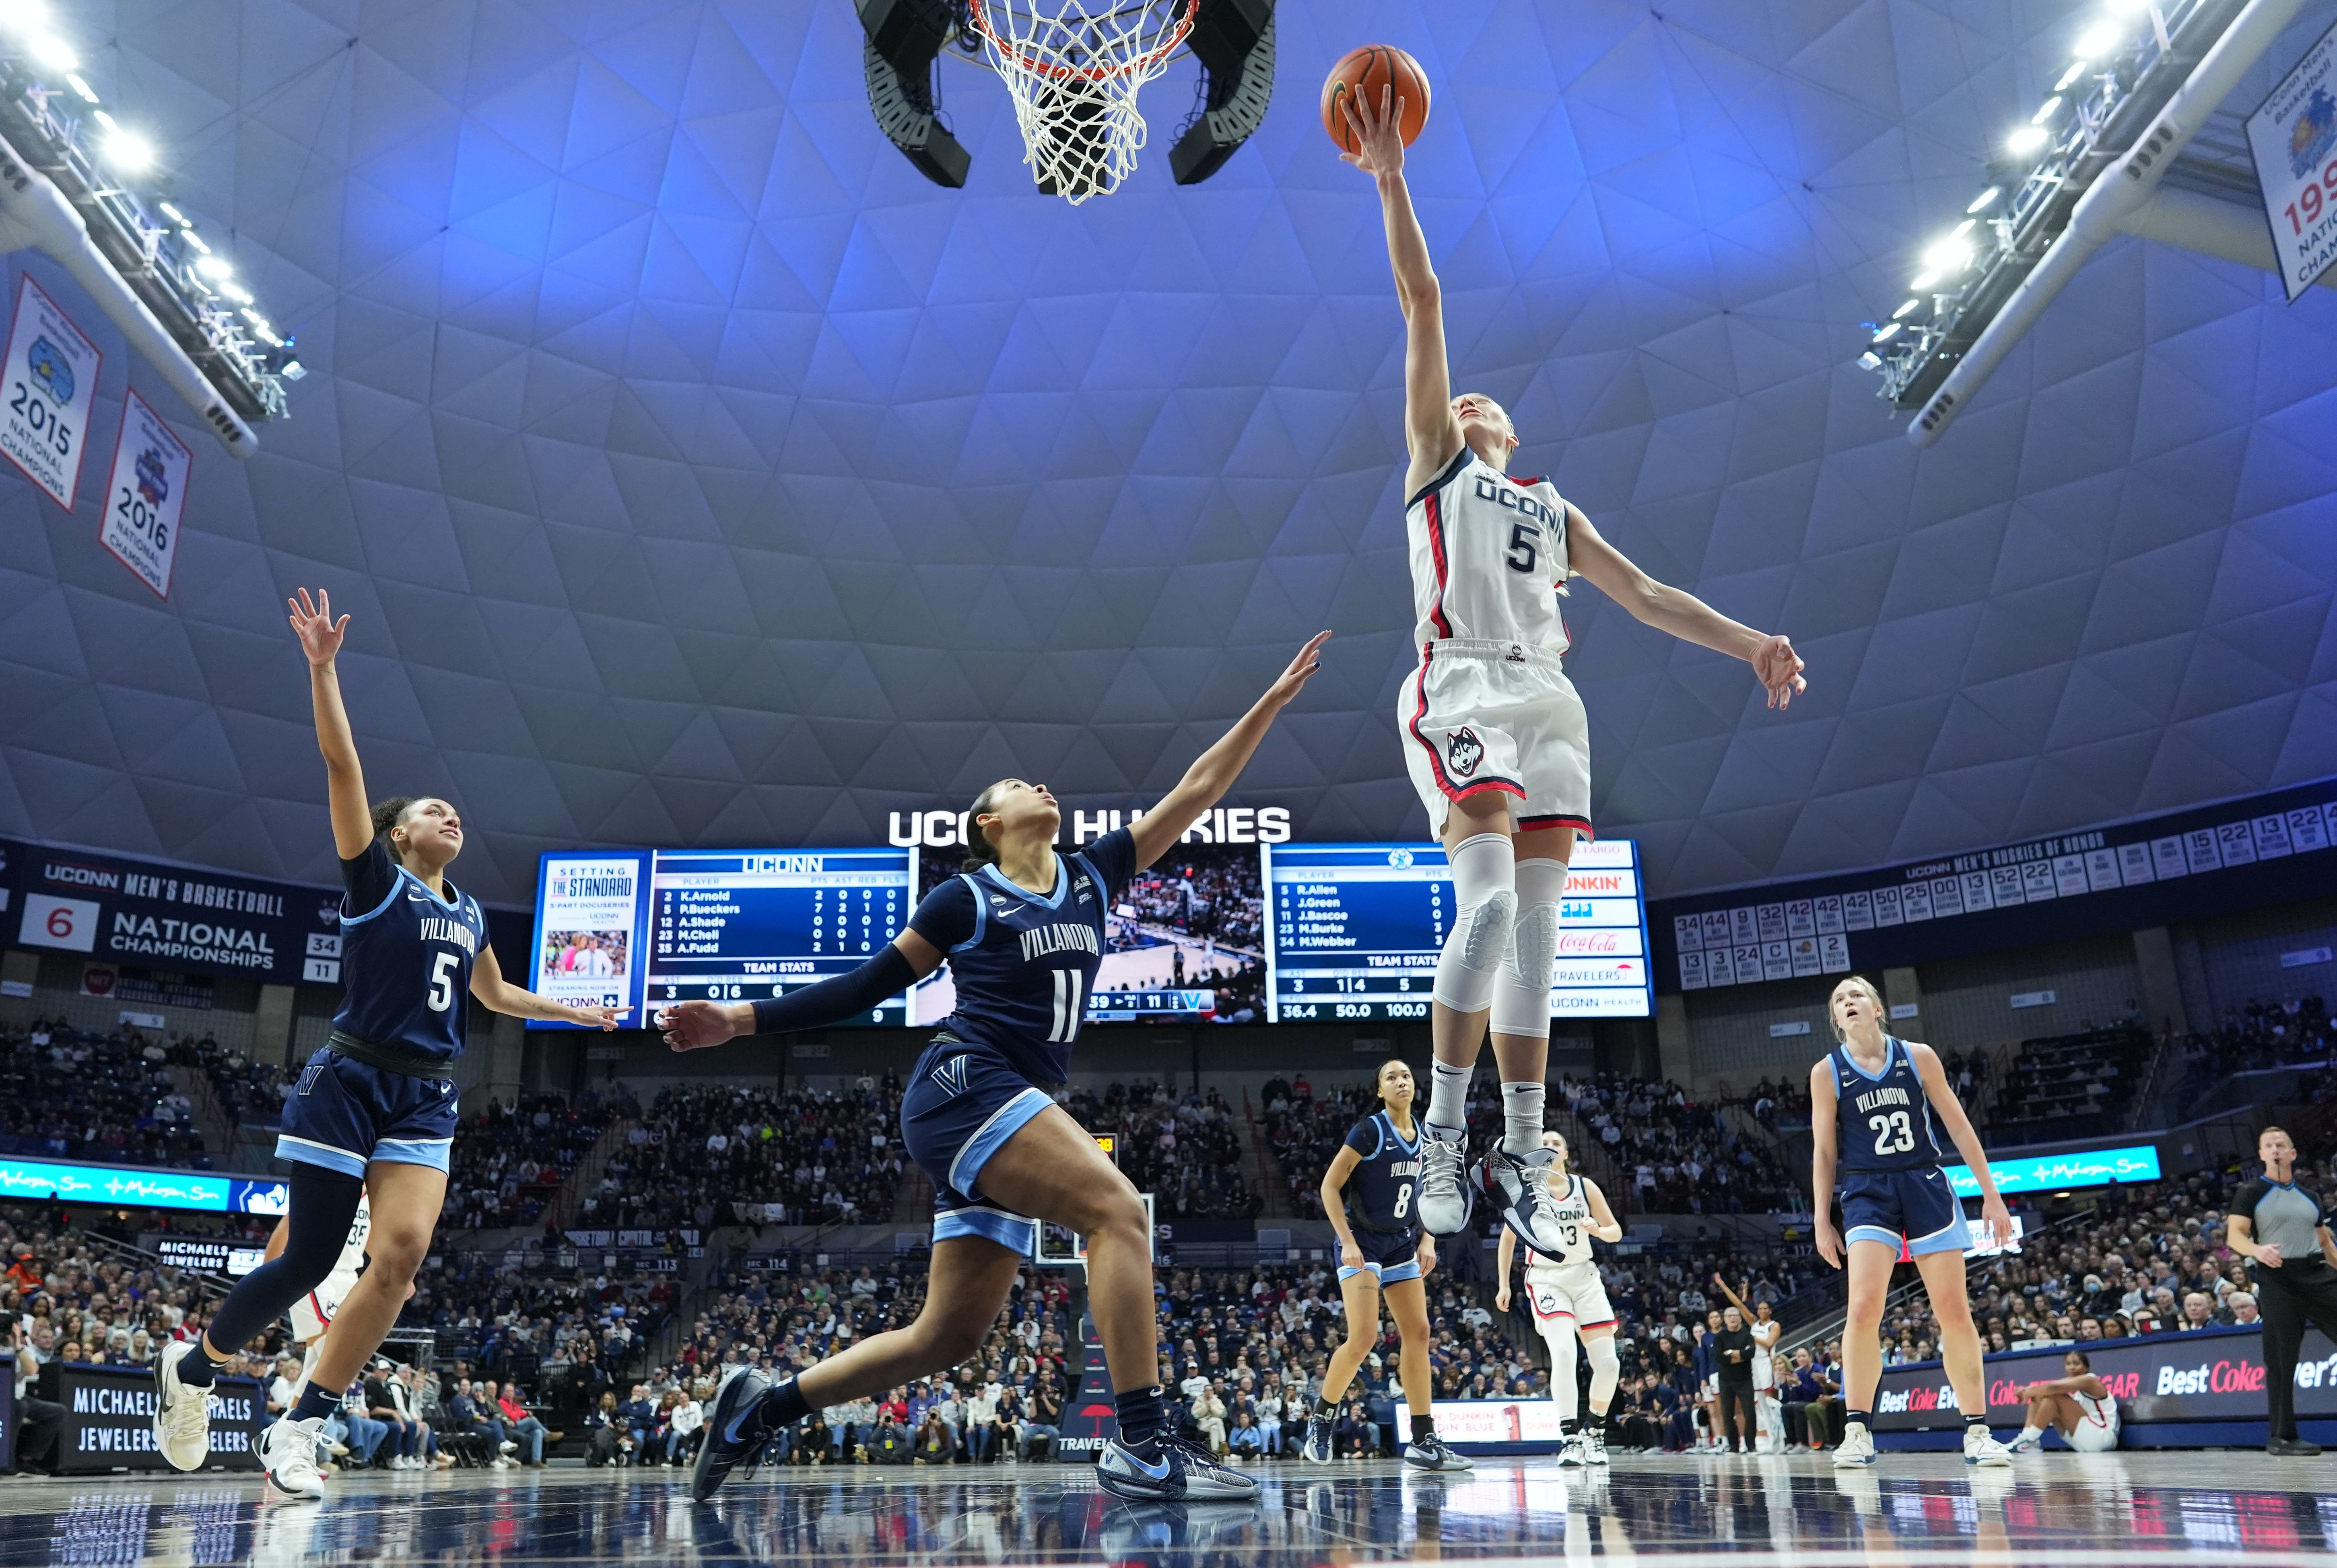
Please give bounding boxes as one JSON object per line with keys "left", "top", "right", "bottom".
{"left": 2056, "top": 61, "right": 2087, "bottom": 90}
{"left": 2031, "top": 94, "right": 2065, "bottom": 123}
{"left": 195, "top": 253, "right": 233, "bottom": 279}
{"left": 1892, "top": 298, "right": 1922, "bottom": 319}
{"left": 27, "top": 32, "right": 76, "bottom": 72}
{"left": 1921, "top": 233, "right": 1972, "bottom": 276}
{"left": 1871, "top": 322, "right": 1903, "bottom": 344}
{"left": 64, "top": 72, "right": 96, "bottom": 102}
{"left": 157, "top": 201, "right": 189, "bottom": 225}
{"left": 106, "top": 131, "right": 153, "bottom": 171}
{"left": 1, "top": 0, "right": 54, "bottom": 31}
{"left": 2005, "top": 124, "right": 2050, "bottom": 156}
{"left": 2073, "top": 19, "right": 2127, "bottom": 58}
{"left": 1967, "top": 187, "right": 2002, "bottom": 214}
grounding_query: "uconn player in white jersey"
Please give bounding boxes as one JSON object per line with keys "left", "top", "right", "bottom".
{"left": 1340, "top": 87, "right": 1807, "bottom": 1256}
{"left": 152, "top": 589, "right": 620, "bottom": 1498}
{"left": 663, "top": 634, "right": 1329, "bottom": 1504}
{"left": 1494, "top": 1131, "right": 1623, "bottom": 1464}
{"left": 1811, "top": 975, "right": 2016, "bottom": 1468}
{"left": 2009, "top": 1350, "right": 2121, "bottom": 1453}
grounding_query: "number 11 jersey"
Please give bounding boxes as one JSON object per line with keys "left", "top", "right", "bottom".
{"left": 1830, "top": 1036, "right": 1944, "bottom": 1173}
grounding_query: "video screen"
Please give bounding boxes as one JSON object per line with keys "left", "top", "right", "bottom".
{"left": 909, "top": 841, "right": 1269, "bottom": 1025}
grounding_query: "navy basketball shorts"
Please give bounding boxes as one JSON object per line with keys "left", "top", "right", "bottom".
{"left": 1839, "top": 1166, "right": 1970, "bottom": 1257}
{"left": 276, "top": 1049, "right": 458, "bottom": 1178}
{"left": 901, "top": 1038, "right": 1055, "bottom": 1252}
{"left": 1337, "top": 1226, "right": 1425, "bottom": 1286}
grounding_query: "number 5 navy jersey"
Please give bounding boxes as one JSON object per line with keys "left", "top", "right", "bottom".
{"left": 1342, "top": 1111, "right": 1426, "bottom": 1235}
{"left": 907, "top": 828, "right": 1138, "bottom": 1086}
{"left": 334, "top": 838, "right": 487, "bottom": 1064}
{"left": 1830, "top": 1036, "right": 1943, "bottom": 1173}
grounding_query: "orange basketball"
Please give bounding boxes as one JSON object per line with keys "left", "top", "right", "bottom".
{"left": 1321, "top": 45, "right": 1430, "bottom": 154}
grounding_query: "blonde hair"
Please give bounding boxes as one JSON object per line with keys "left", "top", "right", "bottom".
{"left": 1828, "top": 975, "right": 1887, "bottom": 1042}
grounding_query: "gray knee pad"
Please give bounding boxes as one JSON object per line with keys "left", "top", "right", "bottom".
{"left": 1433, "top": 889, "right": 1516, "bottom": 1011}
{"left": 1491, "top": 899, "right": 1561, "bottom": 1039}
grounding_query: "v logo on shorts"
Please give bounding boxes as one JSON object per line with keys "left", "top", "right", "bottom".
{"left": 930, "top": 1055, "right": 970, "bottom": 1097}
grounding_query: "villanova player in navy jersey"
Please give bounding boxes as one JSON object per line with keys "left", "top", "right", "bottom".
{"left": 151, "top": 589, "right": 622, "bottom": 1498}
{"left": 1302, "top": 1059, "right": 1471, "bottom": 1471}
{"left": 664, "top": 632, "right": 1330, "bottom": 1504}
{"left": 1810, "top": 975, "right": 2016, "bottom": 1469}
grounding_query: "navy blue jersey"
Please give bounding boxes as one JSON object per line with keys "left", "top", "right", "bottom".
{"left": 334, "top": 839, "right": 488, "bottom": 1064}
{"left": 1829, "top": 1036, "right": 1943, "bottom": 1174}
{"left": 907, "top": 829, "right": 1139, "bottom": 1084}
{"left": 1341, "top": 1111, "right": 1426, "bottom": 1234}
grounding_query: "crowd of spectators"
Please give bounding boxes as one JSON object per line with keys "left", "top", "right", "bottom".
{"left": 1064, "top": 1081, "right": 1260, "bottom": 1220}
{"left": 1556, "top": 1074, "right": 1800, "bottom": 1214}
{"left": 579, "top": 1080, "right": 905, "bottom": 1231}
{"left": 0, "top": 1021, "right": 205, "bottom": 1166}
{"left": 2173, "top": 994, "right": 2332, "bottom": 1107}
{"left": 189, "top": 1031, "right": 288, "bottom": 1130}
{"left": 442, "top": 1090, "right": 633, "bottom": 1231}
{"left": 1109, "top": 852, "right": 1265, "bottom": 955}
{"left": 400, "top": 1239, "right": 677, "bottom": 1395}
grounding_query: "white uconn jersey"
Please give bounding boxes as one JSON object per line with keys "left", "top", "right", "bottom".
{"left": 1525, "top": 1175, "right": 1597, "bottom": 1270}
{"left": 1406, "top": 448, "right": 1574, "bottom": 653}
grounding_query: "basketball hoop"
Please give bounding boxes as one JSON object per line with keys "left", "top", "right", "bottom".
{"left": 966, "top": 0, "right": 1196, "bottom": 203}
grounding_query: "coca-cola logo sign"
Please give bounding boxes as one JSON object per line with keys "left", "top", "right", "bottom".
{"left": 1869, "top": 1325, "right": 2335, "bottom": 1430}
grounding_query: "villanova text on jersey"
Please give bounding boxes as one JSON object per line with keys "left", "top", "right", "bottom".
{"left": 1832, "top": 1037, "right": 1943, "bottom": 1173}
{"left": 1018, "top": 922, "right": 1100, "bottom": 962}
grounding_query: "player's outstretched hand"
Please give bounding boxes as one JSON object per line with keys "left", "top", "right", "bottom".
{"left": 1339, "top": 83, "right": 1407, "bottom": 178}
{"left": 1814, "top": 1212, "right": 1842, "bottom": 1270}
{"left": 1752, "top": 633, "right": 1806, "bottom": 710}
{"left": 1266, "top": 631, "right": 1332, "bottom": 708}
{"left": 287, "top": 587, "right": 349, "bottom": 667}
{"left": 660, "top": 999, "right": 747, "bottom": 1053}
{"left": 569, "top": 1004, "right": 625, "bottom": 1031}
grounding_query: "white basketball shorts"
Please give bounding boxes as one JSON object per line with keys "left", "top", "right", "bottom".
{"left": 1526, "top": 1260, "right": 1614, "bottom": 1330}
{"left": 289, "top": 1268, "right": 359, "bottom": 1342}
{"left": 2067, "top": 1409, "right": 2119, "bottom": 1452}
{"left": 1400, "top": 639, "right": 1591, "bottom": 839}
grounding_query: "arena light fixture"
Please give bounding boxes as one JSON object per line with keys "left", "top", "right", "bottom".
{"left": 0, "top": 34, "right": 289, "bottom": 442}
{"left": 1871, "top": 322, "right": 1903, "bottom": 344}
{"left": 1863, "top": 0, "right": 2303, "bottom": 444}
{"left": 1892, "top": 298, "right": 1922, "bottom": 319}
{"left": 195, "top": 253, "right": 232, "bottom": 279}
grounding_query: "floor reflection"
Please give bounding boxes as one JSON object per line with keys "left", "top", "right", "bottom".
{"left": 4, "top": 1454, "right": 2336, "bottom": 1566}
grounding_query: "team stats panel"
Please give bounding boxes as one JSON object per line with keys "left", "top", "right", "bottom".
{"left": 643, "top": 848, "right": 917, "bottom": 1025}
{"left": 1263, "top": 840, "right": 1651, "bottom": 1022}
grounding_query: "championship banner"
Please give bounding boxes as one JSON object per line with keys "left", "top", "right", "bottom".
{"left": 1872, "top": 1323, "right": 2337, "bottom": 1432}
{"left": 0, "top": 275, "right": 101, "bottom": 511}
{"left": 0, "top": 835, "right": 342, "bottom": 987}
{"left": 52, "top": 1363, "right": 262, "bottom": 1472}
{"left": 97, "top": 388, "right": 193, "bottom": 599}
{"left": 2248, "top": 17, "right": 2337, "bottom": 301}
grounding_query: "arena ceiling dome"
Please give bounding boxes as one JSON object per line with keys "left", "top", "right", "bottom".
{"left": 1, "top": 0, "right": 2331, "bottom": 908}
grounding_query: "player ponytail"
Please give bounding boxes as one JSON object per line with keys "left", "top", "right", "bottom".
{"left": 960, "top": 782, "right": 1004, "bottom": 874}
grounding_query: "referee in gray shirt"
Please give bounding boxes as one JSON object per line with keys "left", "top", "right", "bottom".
{"left": 2227, "top": 1125, "right": 2337, "bottom": 1456}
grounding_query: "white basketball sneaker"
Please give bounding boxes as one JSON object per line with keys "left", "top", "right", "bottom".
{"left": 1415, "top": 1126, "right": 1473, "bottom": 1235}
{"left": 1556, "top": 1433, "right": 1590, "bottom": 1467}
{"left": 1963, "top": 1425, "right": 2015, "bottom": 1467}
{"left": 1832, "top": 1422, "right": 1876, "bottom": 1468}
{"left": 260, "top": 1415, "right": 330, "bottom": 1500}
{"left": 151, "top": 1341, "right": 215, "bottom": 1472}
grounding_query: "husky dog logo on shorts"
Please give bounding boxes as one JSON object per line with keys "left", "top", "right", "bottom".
{"left": 1446, "top": 727, "right": 1485, "bottom": 778}
{"left": 1506, "top": 643, "right": 1526, "bottom": 663}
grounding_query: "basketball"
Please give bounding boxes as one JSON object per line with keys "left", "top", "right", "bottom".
{"left": 1322, "top": 45, "right": 1431, "bottom": 154}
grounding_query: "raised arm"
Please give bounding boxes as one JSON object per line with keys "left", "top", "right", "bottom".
{"left": 1340, "top": 85, "right": 1459, "bottom": 488}
{"left": 1564, "top": 510, "right": 1807, "bottom": 710}
{"left": 660, "top": 929, "right": 946, "bottom": 1052}
{"left": 1127, "top": 633, "right": 1328, "bottom": 870}
{"left": 287, "top": 588, "right": 375, "bottom": 860}
{"left": 1910, "top": 1041, "right": 2014, "bottom": 1249}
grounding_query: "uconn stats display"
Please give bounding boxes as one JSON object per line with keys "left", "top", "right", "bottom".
{"left": 527, "top": 849, "right": 916, "bottom": 1029}
{"left": 1263, "top": 841, "right": 1652, "bottom": 1021}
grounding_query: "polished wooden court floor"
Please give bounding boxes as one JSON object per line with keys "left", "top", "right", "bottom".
{"left": 8, "top": 1451, "right": 2337, "bottom": 1565}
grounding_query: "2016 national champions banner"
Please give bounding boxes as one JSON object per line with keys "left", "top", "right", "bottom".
{"left": 1873, "top": 1324, "right": 2337, "bottom": 1440}
{"left": 1653, "top": 776, "right": 2337, "bottom": 994}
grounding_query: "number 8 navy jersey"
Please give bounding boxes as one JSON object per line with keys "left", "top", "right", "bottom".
{"left": 1342, "top": 1111, "right": 1426, "bottom": 1234}
{"left": 334, "top": 838, "right": 486, "bottom": 1064}
{"left": 1830, "top": 1036, "right": 1943, "bottom": 1173}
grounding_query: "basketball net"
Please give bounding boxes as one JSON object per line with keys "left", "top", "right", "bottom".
{"left": 967, "top": 0, "right": 1195, "bottom": 204}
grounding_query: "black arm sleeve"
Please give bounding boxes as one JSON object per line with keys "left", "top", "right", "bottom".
{"left": 747, "top": 945, "right": 917, "bottom": 1037}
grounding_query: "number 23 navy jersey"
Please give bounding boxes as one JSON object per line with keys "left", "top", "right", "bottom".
{"left": 1830, "top": 1036, "right": 1944, "bottom": 1173}
{"left": 907, "top": 828, "right": 1138, "bottom": 1085}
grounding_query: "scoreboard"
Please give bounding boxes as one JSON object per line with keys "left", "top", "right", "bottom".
{"left": 1262, "top": 840, "right": 1651, "bottom": 1022}
{"left": 529, "top": 848, "right": 918, "bottom": 1029}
